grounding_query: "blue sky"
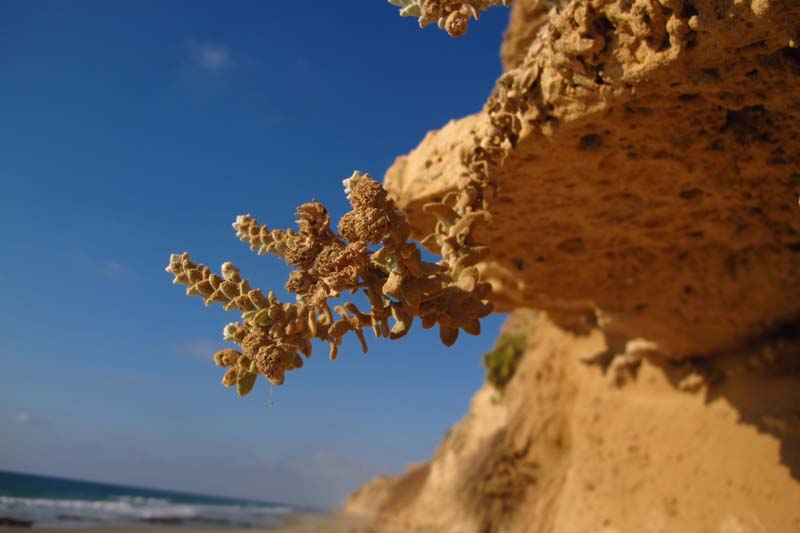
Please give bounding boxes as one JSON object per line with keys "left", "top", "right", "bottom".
{"left": 0, "top": 1, "right": 510, "bottom": 507}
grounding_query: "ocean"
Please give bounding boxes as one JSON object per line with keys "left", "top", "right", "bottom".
{"left": 0, "top": 470, "right": 299, "bottom": 529}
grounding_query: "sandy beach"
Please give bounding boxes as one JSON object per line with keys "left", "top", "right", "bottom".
{"left": 14, "top": 512, "right": 369, "bottom": 533}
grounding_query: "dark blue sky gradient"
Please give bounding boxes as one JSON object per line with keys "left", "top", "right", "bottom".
{"left": 0, "top": 1, "right": 510, "bottom": 507}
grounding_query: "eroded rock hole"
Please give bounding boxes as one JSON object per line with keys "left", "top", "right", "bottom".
{"left": 781, "top": 46, "right": 800, "bottom": 71}
{"left": 557, "top": 238, "right": 587, "bottom": 254}
{"left": 679, "top": 188, "right": 704, "bottom": 200}
{"left": 579, "top": 133, "right": 604, "bottom": 150}
{"left": 594, "top": 15, "right": 615, "bottom": 51}
{"left": 702, "top": 68, "right": 721, "bottom": 81}
{"left": 659, "top": 30, "right": 671, "bottom": 52}
{"left": 721, "top": 105, "right": 771, "bottom": 145}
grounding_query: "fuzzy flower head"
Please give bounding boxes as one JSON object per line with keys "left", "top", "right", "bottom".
{"left": 221, "top": 262, "right": 240, "bottom": 281}
{"left": 343, "top": 171, "right": 388, "bottom": 210}
{"left": 223, "top": 322, "right": 240, "bottom": 342}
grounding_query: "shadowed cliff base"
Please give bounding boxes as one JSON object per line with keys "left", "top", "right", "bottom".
{"left": 345, "top": 311, "right": 800, "bottom": 532}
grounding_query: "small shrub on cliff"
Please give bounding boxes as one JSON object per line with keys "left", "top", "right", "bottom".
{"left": 165, "top": 1, "right": 528, "bottom": 397}
{"left": 166, "top": 172, "right": 494, "bottom": 395}
{"left": 483, "top": 334, "right": 525, "bottom": 391}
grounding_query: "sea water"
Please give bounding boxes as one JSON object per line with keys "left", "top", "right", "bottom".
{"left": 0, "top": 470, "right": 296, "bottom": 528}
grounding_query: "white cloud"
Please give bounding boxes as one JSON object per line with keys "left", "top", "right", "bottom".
{"left": 170, "top": 339, "right": 223, "bottom": 361}
{"left": 186, "top": 40, "right": 231, "bottom": 71}
{"left": 15, "top": 412, "right": 48, "bottom": 427}
{"left": 102, "top": 259, "right": 126, "bottom": 280}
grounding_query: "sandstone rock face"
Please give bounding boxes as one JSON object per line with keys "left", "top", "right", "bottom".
{"left": 385, "top": 0, "right": 800, "bottom": 359}
{"left": 345, "top": 1, "right": 800, "bottom": 531}
{"left": 344, "top": 463, "right": 431, "bottom": 519}
{"left": 345, "top": 311, "right": 800, "bottom": 532}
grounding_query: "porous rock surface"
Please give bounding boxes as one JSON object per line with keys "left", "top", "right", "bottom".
{"left": 386, "top": 0, "right": 800, "bottom": 359}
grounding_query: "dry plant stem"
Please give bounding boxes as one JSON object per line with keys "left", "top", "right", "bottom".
{"left": 166, "top": 172, "right": 493, "bottom": 395}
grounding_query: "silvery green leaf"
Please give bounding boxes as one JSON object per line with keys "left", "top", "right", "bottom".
{"left": 400, "top": 5, "right": 422, "bottom": 17}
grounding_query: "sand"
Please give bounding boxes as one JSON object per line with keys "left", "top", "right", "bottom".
{"left": 7, "top": 512, "right": 369, "bottom": 533}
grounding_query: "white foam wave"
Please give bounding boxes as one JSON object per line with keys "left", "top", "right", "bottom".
{"left": 0, "top": 495, "right": 291, "bottom": 528}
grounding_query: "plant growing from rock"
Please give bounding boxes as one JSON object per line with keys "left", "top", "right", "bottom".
{"left": 389, "top": 0, "right": 513, "bottom": 37}
{"left": 483, "top": 334, "right": 525, "bottom": 392}
{"left": 166, "top": 172, "right": 494, "bottom": 396}
{"left": 166, "top": 0, "right": 535, "bottom": 397}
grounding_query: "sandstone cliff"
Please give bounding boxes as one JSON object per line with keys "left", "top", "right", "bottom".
{"left": 345, "top": 0, "right": 800, "bottom": 531}
{"left": 346, "top": 311, "right": 799, "bottom": 532}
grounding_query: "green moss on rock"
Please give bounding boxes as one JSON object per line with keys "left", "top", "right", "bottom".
{"left": 483, "top": 334, "right": 525, "bottom": 391}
